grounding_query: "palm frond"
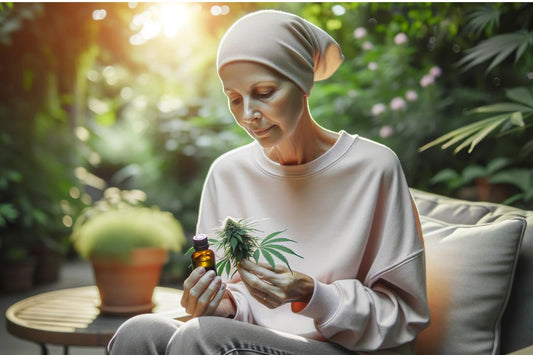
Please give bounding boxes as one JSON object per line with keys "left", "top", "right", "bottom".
{"left": 419, "top": 87, "right": 533, "bottom": 154}
{"left": 464, "top": 5, "right": 500, "bottom": 37}
{"left": 456, "top": 30, "right": 533, "bottom": 74}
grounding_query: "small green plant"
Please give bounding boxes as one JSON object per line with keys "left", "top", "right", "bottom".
{"left": 71, "top": 188, "right": 186, "bottom": 262}
{"left": 188, "top": 217, "right": 303, "bottom": 277}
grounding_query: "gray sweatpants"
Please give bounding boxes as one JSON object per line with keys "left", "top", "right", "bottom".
{"left": 107, "top": 314, "right": 356, "bottom": 355}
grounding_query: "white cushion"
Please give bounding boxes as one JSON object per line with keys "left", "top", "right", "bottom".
{"left": 417, "top": 216, "right": 526, "bottom": 355}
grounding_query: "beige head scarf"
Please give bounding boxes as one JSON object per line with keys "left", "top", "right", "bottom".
{"left": 217, "top": 9, "right": 344, "bottom": 95}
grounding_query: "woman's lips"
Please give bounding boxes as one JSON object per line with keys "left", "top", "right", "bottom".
{"left": 252, "top": 126, "right": 273, "bottom": 136}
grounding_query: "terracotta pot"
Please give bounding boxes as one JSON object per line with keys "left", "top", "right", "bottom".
{"left": 32, "top": 246, "right": 64, "bottom": 284}
{"left": 475, "top": 178, "right": 512, "bottom": 203}
{"left": 91, "top": 248, "right": 168, "bottom": 316}
{"left": 0, "top": 258, "right": 36, "bottom": 293}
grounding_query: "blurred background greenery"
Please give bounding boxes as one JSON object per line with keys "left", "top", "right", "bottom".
{"left": 1, "top": 2, "right": 532, "bottom": 286}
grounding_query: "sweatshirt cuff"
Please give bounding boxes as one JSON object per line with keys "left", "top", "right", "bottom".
{"left": 226, "top": 285, "right": 248, "bottom": 321}
{"left": 293, "top": 279, "right": 341, "bottom": 324}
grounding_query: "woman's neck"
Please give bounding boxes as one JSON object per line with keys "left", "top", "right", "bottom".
{"left": 264, "top": 115, "right": 339, "bottom": 166}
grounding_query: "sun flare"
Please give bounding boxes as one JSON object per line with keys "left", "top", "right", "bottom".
{"left": 129, "top": 3, "right": 201, "bottom": 45}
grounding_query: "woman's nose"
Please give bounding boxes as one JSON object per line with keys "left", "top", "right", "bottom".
{"left": 242, "top": 98, "right": 257, "bottom": 123}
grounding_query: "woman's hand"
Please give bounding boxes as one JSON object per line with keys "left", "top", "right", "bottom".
{"left": 237, "top": 259, "right": 314, "bottom": 309}
{"left": 180, "top": 267, "right": 235, "bottom": 318}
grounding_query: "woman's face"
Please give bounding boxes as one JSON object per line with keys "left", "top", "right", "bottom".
{"left": 219, "top": 61, "right": 306, "bottom": 148}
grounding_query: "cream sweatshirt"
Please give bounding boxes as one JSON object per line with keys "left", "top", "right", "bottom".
{"left": 197, "top": 131, "right": 430, "bottom": 352}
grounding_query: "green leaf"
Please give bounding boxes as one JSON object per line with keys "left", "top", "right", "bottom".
{"left": 429, "top": 168, "right": 460, "bottom": 185}
{"left": 419, "top": 116, "right": 499, "bottom": 152}
{"left": 253, "top": 249, "right": 260, "bottom": 263}
{"left": 261, "top": 237, "right": 297, "bottom": 246}
{"left": 263, "top": 247, "right": 294, "bottom": 273}
{"left": 440, "top": 129, "right": 477, "bottom": 150}
{"left": 184, "top": 246, "right": 194, "bottom": 256}
{"left": 468, "top": 103, "right": 533, "bottom": 114}
{"left": 510, "top": 112, "right": 525, "bottom": 127}
{"left": 456, "top": 30, "right": 533, "bottom": 74}
{"left": 461, "top": 165, "right": 487, "bottom": 183}
{"left": 230, "top": 237, "right": 238, "bottom": 253}
{"left": 486, "top": 157, "right": 511, "bottom": 174}
{"left": 216, "top": 258, "right": 231, "bottom": 277}
{"left": 261, "top": 249, "right": 277, "bottom": 271}
{"left": 464, "top": 119, "right": 505, "bottom": 153}
{"left": 505, "top": 87, "right": 533, "bottom": 108}
{"left": 464, "top": 5, "right": 500, "bottom": 37}
{"left": 232, "top": 233, "right": 243, "bottom": 243}
{"left": 261, "top": 230, "right": 287, "bottom": 244}
{"left": 444, "top": 114, "right": 509, "bottom": 154}
{"left": 262, "top": 244, "right": 303, "bottom": 259}
{"left": 0, "top": 203, "right": 19, "bottom": 220}
{"left": 503, "top": 193, "right": 525, "bottom": 205}
{"left": 490, "top": 169, "right": 532, "bottom": 193}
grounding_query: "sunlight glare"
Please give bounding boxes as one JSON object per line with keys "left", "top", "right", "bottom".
{"left": 129, "top": 3, "right": 198, "bottom": 45}
{"left": 158, "top": 4, "right": 191, "bottom": 38}
{"left": 92, "top": 9, "right": 107, "bottom": 21}
{"left": 210, "top": 5, "right": 229, "bottom": 16}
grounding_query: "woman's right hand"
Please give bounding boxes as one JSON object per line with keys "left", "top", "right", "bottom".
{"left": 180, "top": 267, "right": 234, "bottom": 318}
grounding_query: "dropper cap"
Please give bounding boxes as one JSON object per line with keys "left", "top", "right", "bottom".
{"left": 193, "top": 234, "right": 209, "bottom": 251}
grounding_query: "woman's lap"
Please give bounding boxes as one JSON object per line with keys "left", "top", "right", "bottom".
{"left": 108, "top": 314, "right": 354, "bottom": 355}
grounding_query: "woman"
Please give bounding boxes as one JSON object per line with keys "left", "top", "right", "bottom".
{"left": 109, "top": 9, "right": 430, "bottom": 354}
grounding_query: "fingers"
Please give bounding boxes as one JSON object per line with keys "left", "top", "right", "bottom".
{"left": 239, "top": 259, "right": 290, "bottom": 287}
{"left": 238, "top": 260, "right": 311, "bottom": 307}
{"left": 203, "top": 282, "right": 227, "bottom": 316}
{"left": 181, "top": 267, "right": 226, "bottom": 317}
{"left": 191, "top": 275, "right": 225, "bottom": 317}
{"left": 181, "top": 267, "right": 207, "bottom": 308}
{"left": 238, "top": 265, "right": 281, "bottom": 308}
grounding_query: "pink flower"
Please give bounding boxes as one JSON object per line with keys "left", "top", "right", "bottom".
{"left": 363, "top": 41, "right": 373, "bottom": 50}
{"left": 368, "top": 62, "right": 378, "bottom": 71}
{"left": 379, "top": 125, "right": 394, "bottom": 138}
{"left": 429, "top": 66, "right": 442, "bottom": 78}
{"left": 371, "top": 103, "right": 386, "bottom": 116}
{"left": 420, "top": 74, "right": 435, "bottom": 88}
{"left": 394, "top": 32, "right": 408, "bottom": 45}
{"left": 405, "top": 90, "right": 418, "bottom": 101}
{"left": 353, "top": 27, "right": 367, "bottom": 39}
{"left": 390, "top": 97, "right": 407, "bottom": 111}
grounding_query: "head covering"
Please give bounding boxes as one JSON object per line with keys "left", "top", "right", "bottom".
{"left": 217, "top": 9, "right": 344, "bottom": 95}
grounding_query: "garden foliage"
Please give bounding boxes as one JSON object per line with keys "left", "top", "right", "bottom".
{"left": 1, "top": 3, "right": 532, "bottom": 267}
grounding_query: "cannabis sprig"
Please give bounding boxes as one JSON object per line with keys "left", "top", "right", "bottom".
{"left": 213, "top": 217, "right": 303, "bottom": 277}
{"left": 187, "top": 217, "right": 303, "bottom": 277}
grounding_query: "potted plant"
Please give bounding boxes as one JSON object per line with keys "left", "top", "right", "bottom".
{"left": 71, "top": 187, "right": 186, "bottom": 316}
{"left": 0, "top": 166, "right": 37, "bottom": 293}
{"left": 0, "top": 227, "right": 36, "bottom": 293}
{"left": 429, "top": 157, "right": 532, "bottom": 204}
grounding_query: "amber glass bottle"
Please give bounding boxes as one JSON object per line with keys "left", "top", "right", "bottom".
{"left": 191, "top": 234, "right": 217, "bottom": 274}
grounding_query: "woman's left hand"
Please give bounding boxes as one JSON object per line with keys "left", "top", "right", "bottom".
{"left": 237, "top": 259, "right": 314, "bottom": 309}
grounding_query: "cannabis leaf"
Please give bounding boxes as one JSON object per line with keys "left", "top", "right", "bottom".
{"left": 211, "top": 217, "right": 303, "bottom": 277}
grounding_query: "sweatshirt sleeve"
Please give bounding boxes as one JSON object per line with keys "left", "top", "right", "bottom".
{"left": 297, "top": 151, "right": 430, "bottom": 351}
{"left": 298, "top": 252, "right": 429, "bottom": 351}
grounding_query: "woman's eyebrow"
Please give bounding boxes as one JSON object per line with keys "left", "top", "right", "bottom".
{"left": 223, "top": 82, "right": 274, "bottom": 93}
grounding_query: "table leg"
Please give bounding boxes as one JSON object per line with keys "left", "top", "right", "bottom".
{"left": 63, "top": 345, "right": 69, "bottom": 355}
{"left": 38, "top": 343, "right": 48, "bottom": 355}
